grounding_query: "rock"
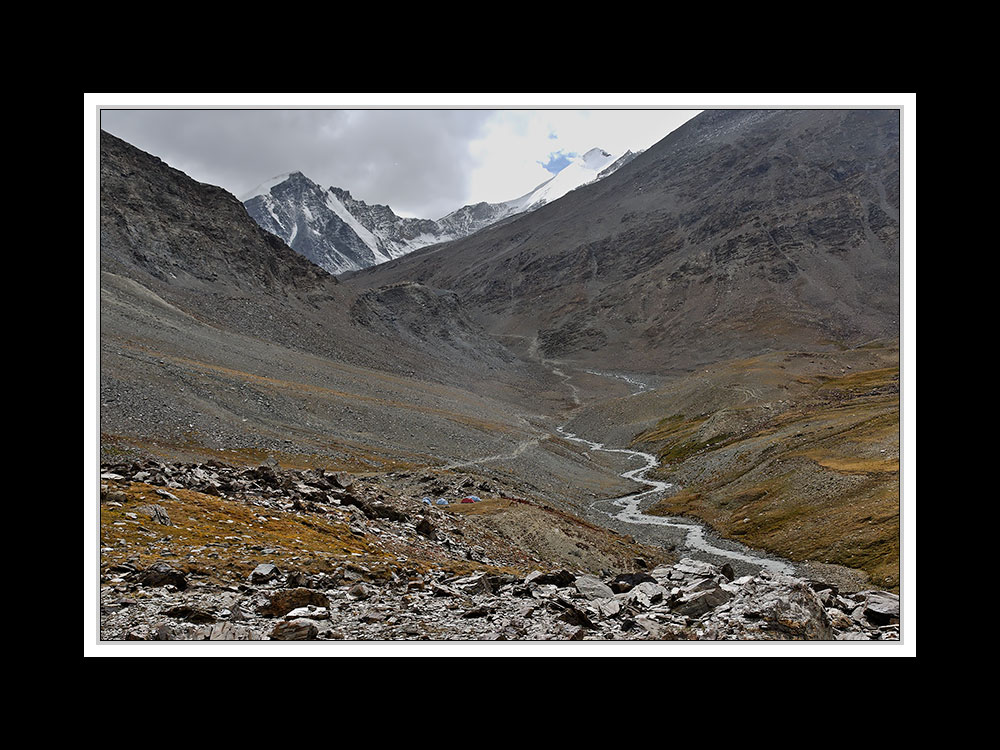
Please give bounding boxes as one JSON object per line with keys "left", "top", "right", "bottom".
{"left": 554, "top": 595, "right": 596, "bottom": 629}
{"left": 136, "top": 562, "right": 187, "bottom": 590}
{"left": 348, "top": 583, "right": 373, "bottom": 600}
{"left": 808, "top": 580, "right": 840, "bottom": 597}
{"left": 636, "top": 615, "right": 690, "bottom": 640}
{"left": 596, "top": 598, "right": 622, "bottom": 619}
{"left": 192, "top": 622, "right": 262, "bottom": 641}
{"left": 257, "top": 588, "right": 331, "bottom": 617}
{"left": 270, "top": 619, "right": 319, "bottom": 640}
{"left": 285, "top": 571, "right": 309, "bottom": 588}
{"left": 249, "top": 563, "right": 280, "bottom": 584}
{"left": 719, "top": 563, "right": 736, "bottom": 581}
{"left": 671, "top": 584, "right": 732, "bottom": 618}
{"left": 575, "top": 575, "right": 615, "bottom": 600}
{"left": 525, "top": 569, "right": 575, "bottom": 587}
{"left": 151, "top": 622, "right": 174, "bottom": 640}
{"left": 416, "top": 517, "right": 436, "bottom": 539}
{"left": 431, "top": 582, "right": 461, "bottom": 597}
{"left": 451, "top": 573, "right": 493, "bottom": 595}
{"left": 862, "top": 591, "right": 900, "bottom": 625}
{"left": 155, "top": 489, "right": 180, "bottom": 502}
{"left": 285, "top": 605, "right": 330, "bottom": 620}
{"left": 698, "top": 576, "right": 833, "bottom": 640}
{"left": 610, "top": 572, "right": 657, "bottom": 594}
{"left": 136, "top": 504, "right": 172, "bottom": 526}
{"left": 163, "top": 605, "right": 216, "bottom": 624}
{"left": 626, "top": 581, "right": 668, "bottom": 609}
{"left": 673, "top": 558, "right": 721, "bottom": 578}
{"left": 827, "top": 608, "right": 854, "bottom": 630}
{"left": 462, "top": 605, "right": 493, "bottom": 619}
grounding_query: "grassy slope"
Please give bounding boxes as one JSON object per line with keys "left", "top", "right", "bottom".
{"left": 100, "top": 473, "right": 672, "bottom": 589}
{"left": 635, "top": 345, "right": 900, "bottom": 590}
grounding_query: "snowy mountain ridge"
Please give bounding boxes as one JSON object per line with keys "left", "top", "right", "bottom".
{"left": 243, "top": 147, "right": 639, "bottom": 275}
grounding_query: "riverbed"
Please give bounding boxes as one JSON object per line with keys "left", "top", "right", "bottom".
{"left": 554, "top": 367, "right": 796, "bottom": 576}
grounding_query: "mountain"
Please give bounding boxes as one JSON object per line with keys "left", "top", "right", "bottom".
{"left": 242, "top": 147, "right": 637, "bottom": 275}
{"left": 512, "top": 147, "right": 621, "bottom": 211}
{"left": 101, "top": 133, "right": 328, "bottom": 298}
{"left": 349, "top": 109, "right": 901, "bottom": 372}
{"left": 343, "top": 108, "right": 902, "bottom": 591}
{"left": 95, "top": 112, "right": 904, "bottom": 642}
{"left": 99, "top": 129, "right": 623, "bottom": 512}
{"left": 242, "top": 173, "right": 444, "bottom": 274}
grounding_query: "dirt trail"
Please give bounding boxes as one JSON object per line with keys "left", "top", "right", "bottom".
{"left": 443, "top": 438, "right": 543, "bottom": 470}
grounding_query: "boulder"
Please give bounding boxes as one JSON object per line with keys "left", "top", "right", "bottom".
{"left": 270, "top": 619, "right": 319, "bottom": 641}
{"left": 698, "top": 577, "right": 833, "bottom": 640}
{"left": 574, "top": 575, "right": 615, "bottom": 600}
{"left": 610, "top": 572, "right": 657, "bottom": 594}
{"left": 136, "top": 562, "right": 187, "bottom": 591}
{"left": 136, "top": 504, "right": 172, "bottom": 526}
{"left": 257, "top": 588, "right": 330, "bottom": 617}
{"left": 416, "top": 517, "right": 436, "bottom": 539}
{"left": 163, "top": 605, "right": 216, "bottom": 624}
{"left": 672, "top": 558, "right": 721, "bottom": 578}
{"left": 249, "top": 563, "right": 280, "bottom": 584}
{"left": 285, "top": 605, "right": 330, "bottom": 620}
{"left": 626, "top": 581, "right": 668, "bottom": 609}
{"left": 862, "top": 591, "right": 900, "bottom": 625}
{"left": 525, "top": 569, "right": 575, "bottom": 587}
{"left": 670, "top": 585, "right": 732, "bottom": 618}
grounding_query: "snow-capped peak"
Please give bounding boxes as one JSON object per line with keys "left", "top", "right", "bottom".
{"left": 241, "top": 145, "right": 636, "bottom": 276}
{"left": 239, "top": 173, "right": 294, "bottom": 202}
{"left": 581, "top": 147, "right": 613, "bottom": 169}
{"left": 513, "top": 147, "right": 619, "bottom": 210}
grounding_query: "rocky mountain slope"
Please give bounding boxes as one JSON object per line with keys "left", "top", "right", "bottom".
{"left": 242, "top": 147, "right": 637, "bottom": 275}
{"left": 242, "top": 173, "right": 443, "bottom": 274}
{"left": 349, "top": 109, "right": 900, "bottom": 372}
{"left": 99, "top": 130, "right": 639, "bottom": 517}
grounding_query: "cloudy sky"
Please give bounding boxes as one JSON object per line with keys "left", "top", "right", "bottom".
{"left": 99, "top": 102, "right": 700, "bottom": 219}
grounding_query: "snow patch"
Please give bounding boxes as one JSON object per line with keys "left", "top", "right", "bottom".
{"left": 324, "top": 190, "right": 391, "bottom": 263}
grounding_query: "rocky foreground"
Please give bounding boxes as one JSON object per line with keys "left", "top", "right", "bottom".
{"left": 98, "top": 459, "right": 899, "bottom": 642}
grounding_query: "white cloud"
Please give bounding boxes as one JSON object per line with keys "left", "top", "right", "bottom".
{"left": 99, "top": 102, "right": 699, "bottom": 219}
{"left": 464, "top": 109, "right": 699, "bottom": 206}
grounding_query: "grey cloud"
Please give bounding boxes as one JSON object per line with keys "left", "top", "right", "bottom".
{"left": 99, "top": 109, "right": 494, "bottom": 219}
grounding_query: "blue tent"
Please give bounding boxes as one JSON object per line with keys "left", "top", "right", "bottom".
{"left": 421, "top": 497, "right": 433, "bottom": 505}
{"left": 435, "top": 498, "right": 449, "bottom": 506}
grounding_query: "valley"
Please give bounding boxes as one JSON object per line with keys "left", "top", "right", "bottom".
{"left": 93, "top": 107, "right": 905, "bottom": 644}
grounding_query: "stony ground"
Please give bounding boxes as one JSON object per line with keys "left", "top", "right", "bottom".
{"left": 97, "top": 459, "right": 898, "bottom": 642}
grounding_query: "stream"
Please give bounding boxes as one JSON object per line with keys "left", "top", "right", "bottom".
{"left": 555, "top": 371, "right": 794, "bottom": 575}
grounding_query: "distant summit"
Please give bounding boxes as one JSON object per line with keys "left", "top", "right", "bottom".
{"left": 242, "top": 147, "right": 638, "bottom": 275}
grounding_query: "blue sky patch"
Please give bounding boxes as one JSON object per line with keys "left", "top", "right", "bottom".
{"left": 538, "top": 150, "right": 577, "bottom": 174}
